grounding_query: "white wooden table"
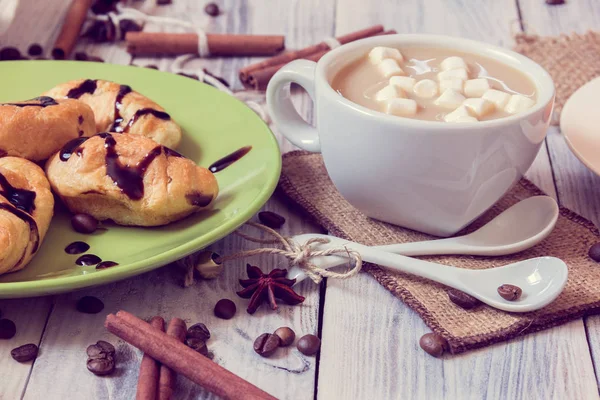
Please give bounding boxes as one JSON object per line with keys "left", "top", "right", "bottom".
{"left": 1, "top": 0, "right": 600, "bottom": 398}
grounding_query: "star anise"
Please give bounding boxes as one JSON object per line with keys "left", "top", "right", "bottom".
{"left": 236, "top": 264, "right": 305, "bottom": 314}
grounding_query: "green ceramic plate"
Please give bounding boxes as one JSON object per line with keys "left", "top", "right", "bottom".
{"left": 0, "top": 61, "right": 281, "bottom": 298}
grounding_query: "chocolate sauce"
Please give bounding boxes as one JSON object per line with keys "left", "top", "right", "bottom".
{"left": 76, "top": 254, "right": 102, "bottom": 266}
{"left": 208, "top": 146, "right": 252, "bottom": 173}
{"left": 122, "top": 108, "right": 170, "bottom": 133}
{"left": 59, "top": 137, "right": 89, "bottom": 162}
{"left": 0, "top": 172, "right": 36, "bottom": 214}
{"left": 65, "top": 241, "right": 90, "bottom": 255}
{"left": 66, "top": 79, "right": 97, "bottom": 99}
{"left": 163, "top": 147, "right": 183, "bottom": 158}
{"left": 111, "top": 85, "right": 133, "bottom": 132}
{"left": 96, "top": 261, "right": 118, "bottom": 269}
{"left": 3, "top": 96, "right": 58, "bottom": 108}
{"left": 0, "top": 204, "right": 39, "bottom": 260}
{"left": 104, "top": 133, "right": 161, "bottom": 200}
{"left": 185, "top": 192, "right": 213, "bottom": 207}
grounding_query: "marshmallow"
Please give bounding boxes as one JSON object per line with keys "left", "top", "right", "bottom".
{"left": 413, "top": 79, "right": 438, "bottom": 99}
{"left": 463, "top": 98, "right": 495, "bottom": 117}
{"left": 434, "top": 89, "right": 466, "bottom": 109}
{"left": 482, "top": 89, "right": 511, "bottom": 109}
{"left": 378, "top": 59, "right": 405, "bottom": 78}
{"left": 464, "top": 78, "right": 491, "bottom": 98}
{"left": 437, "top": 68, "right": 469, "bottom": 81}
{"left": 449, "top": 116, "right": 478, "bottom": 123}
{"left": 386, "top": 98, "right": 418, "bottom": 117}
{"left": 440, "top": 56, "right": 468, "bottom": 71}
{"left": 389, "top": 76, "right": 416, "bottom": 92}
{"left": 369, "top": 47, "right": 404, "bottom": 64}
{"left": 443, "top": 106, "right": 472, "bottom": 122}
{"left": 375, "top": 84, "right": 405, "bottom": 102}
{"left": 505, "top": 94, "right": 536, "bottom": 114}
{"left": 439, "top": 78, "right": 464, "bottom": 94}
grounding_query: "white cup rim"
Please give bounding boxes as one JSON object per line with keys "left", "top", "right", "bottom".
{"left": 316, "top": 34, "right": 555, "bottom": 130}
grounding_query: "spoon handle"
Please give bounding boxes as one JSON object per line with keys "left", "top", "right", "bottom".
{"left": 374, "top": 238, "right": 466, "bottom": 256}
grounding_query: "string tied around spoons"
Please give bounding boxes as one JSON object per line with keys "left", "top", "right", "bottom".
{"left": 216, "top": 222, "right": 363, "bottom": 284}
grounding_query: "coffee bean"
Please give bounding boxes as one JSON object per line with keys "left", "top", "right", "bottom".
{"left": 187, "top": 323, "right": 210, "bottom": 341}
{"left": 157, "top": 0, "right": 172, "bottom": 4}
{"left": 0, "top": 318, "right": 16, "bottom": 339}
{"left": 87, "top": 358, "right": 115, "bottom": 375}
{"left": 71, "top": 213, "right": 99, "bottom": 233}
{"left": 254, "top": 333, "right": 280, "bottom": 357}
{"left": 204, "top": 3, "right": 220, "bottom": 16}
{"left": 497, "top": 284, "right": 522, "bottom": 301}
{"left": 27, "top": 44, "right": 43, "bottom": 56}
{"left": 0, "top": 47, "right": 21, "bottom": 61}
{"left": 96, "top": 340, "right": 115, "bottom": 354}
{"left": 74, "top": 52, "right": 88, "bottom": 61}
{"left": 11, "top": 343, "right": 38, "bottom": 362}
{"left": 546, "top": 0, "right": 565, "bottom": 5}
{"left": 419, "top": 333, "right": 448, "bottom": 357}
{"left": 186, "top": 337, "right": 209, "bottom": 357}
{"left": 86, "top": 344, "right": 105, "bottom": 359}
{"left": 297, "top": 334, "right": 320, "bottom": 356}
{"left": 447, "top": 289, "right": 481, "bottom": 310}
{"left": 273, "top": 327, "right": 295, "bottom": 347}
{"left": 214, "top": 299, "right": 236, "bottom": 319}
{"left": 145, "top": 65, "right": 158, "bottom": 69}
{"left": 589, "top": 243, "right": 600, "bottom": 262}
{"left": 83, "top": 21, "right": 110, "bottom": 42}
{"left": 76, "top": 296, "right": 105, "bottom": 314}
{"left": 258, "top": 211, "right": 286, "bottom": 229}
{"left": 51, "top": 48, "right": 65, "bottom": 60}
{"left": 118, "top": 19, "right": 142, "bottom": 40}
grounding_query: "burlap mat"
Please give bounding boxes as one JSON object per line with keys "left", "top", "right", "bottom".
{"left": 277, "top": 151, "right": 600, "bottom": 354}
{"left": 514, "top": 32, "right": 600, "bottom": 125}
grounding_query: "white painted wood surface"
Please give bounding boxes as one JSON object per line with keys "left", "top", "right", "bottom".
{"left": 0, "top": 0, "right": 600, "bottom": 399}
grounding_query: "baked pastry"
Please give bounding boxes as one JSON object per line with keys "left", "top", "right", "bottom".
{"left": 0, "top": 157, "right": 54, "bottom": 275}
{"left": 0, "top": 96, "right": 95, "bottom": 161}
{"left": 45, "top": 133, "right": 218, "bottom": 226}
{"left": 43, "top": 79, "right": 182, "bottom": 148}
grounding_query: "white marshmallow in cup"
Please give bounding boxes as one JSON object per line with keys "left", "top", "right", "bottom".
{"left": 482, "top": 89, "right": 511, "bottom": 109}
{"left": 369, "top": 47, "right": 404, "bottom": 64}
{"left": 389, "top": 76, "right": 416, "bottom": 92}
{"left": 378, "top": 59, "right": 405, "bottom": 78}
{"left": 434, "top": 89, "right": 466, "bottom": 109}
{"left": 375, "top": 84, "right": 405, "bottom": 102}
{"left": 386, "top": 98, "right": 418, "bottom": 117}
{"left": 505, "top": 94, "right": 535, "bottom": 114}
{"left": 463, "top": 98, "right": 495, "bottom": 117}
{"left": 440, "top": 56, "right": 468, "bottom": 71}
{"left": 464, "top": 78, "right": 491, "bottom": 98}
{"left": 439, "top": 78, "right": 464, "bottom": 94}
{"left": 437, "top": 68, "right": 469, "bottom": 81}
{"left": 443, "top": 105, "right": 472, "bottom": 122}
{"left": 413, "top": 79, "right": 438, "bottom": 99}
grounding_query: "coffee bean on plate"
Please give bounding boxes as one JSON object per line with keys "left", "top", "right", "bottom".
{"left": 258, "top": 211, "right": 286, "bottom": 229}
{"left": 74, "top": 52, "right": 88, "bottom": 61}
{"left": 214, "top": 299, "right": 236, "bottom": 319}
{"left": 589, "top": 243, "right": 600, "bottom": 262}
{"left": 87, "top": 358, "right": 115, "bottom": 375}
{"left": 497, "top": 284, "right": 522, "bottom": 301}
{"left": 76, "top": 296, "right": 105, "bottom": 314}
{"left": 204, "top": 2, "right": 220, "bottom": 16}
{"left": 447, "top": 289, "right": 481, "bottom": 310}
{"left": 419, "top": 333, "right": 448, "bottom": 357}
{"left": 273, "top": 327, "right": 295, "bottom": 347}
{"left": 0, "top": 318, "right": 17, "bottom": 339}
{"left": 297, "top": 334, "right": 320, "bottom": 356}
{"left": 11, "top": 343, "right": 39, "bottom": 362}
{"left": 186, "top": 337, "right": 209, "bottom": 356}
{"left": 254, "top": 333, "right": 280, "bottom": 357}
{"left": 71, "top": 213, "right": 99, "bottom": 233}
{"left": 27, "top": 44, "right": 43, "bottom": 56}
{"left": 187, "top": 323, "right": 210, "bottom": 341}
{"left": 0, "top": 47, "right": 21, "bottom": 61}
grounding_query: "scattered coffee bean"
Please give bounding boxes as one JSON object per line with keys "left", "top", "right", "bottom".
{"left": 497, "top": 284, "right": 522, "bottom": 301}
{"left": 157, "top": 0, "right": 172, "bottom": 4}
{"left": 187, "top": 323, "right": 210, "bottom": 341}
{"left": 186, "top": 337, "right": 209, "bottom": 356}
{"left": 74, "top": 52, "right": 88, "bottom": 61}
{"left": 51, "top": 48, "right": 65, "bottom": 60}
{"left": 419, "top": 333, "right": 448, "bottom": 357}
{"left": 546, "top": 0, "right": 565, "bottom": 5}
{"left": 86, "top": 340, "right": 116, "bottom": 375}
{"left": 258, "top": 211, "right": 286, "bottom": 229}
{"left": 86, "top": 344, "right": 105, "bottom": 359}
{"left": 91, "top": 0, "right": 119, "bottom": 14}
{"left": 76, "top": 296, "right": 105, "bottom": 314}
{"left": 589, "top": 243, "right": 600, "bottom": 262}
{"left": 83, "top": 21, "right": 111, "bottom": 42}
{"left": 71, "top": 213, "right": 99, "bottom": 233}
{"left": 297, "top": 334, "right": 320, "bottom": 356}
{"left": 27, "top": 44, "right": 43, "bottom": 56}
{"left": 96, "top": 340, "right": 115, "bottom": 354}
{"left": 214, "top": 299, "right": 236, "bottom": 319}
{"left": 0, "top": 47, "right": 21, "bottom": 61}
{"left": 0, "top": 318, "right": 16, "bottom": 339}
{"left": 87, "top": 358, "right": 115, "bottom": 375}
{"left": 11, "top": 343, "right": 38, "bottom": 362}
{"left": 145, "top": 64, "right": 158, "bottom": 69}
{"left": 118, "top": 19, "right": 142, "bottom": 39}
{"left": 273, "top": 327, "right": 295, "bottom": 347}
{"left": 447, "top": 289, "right": 481, "bottom": 310}
{"left": 204, "top": 2, "right": 220, "bottom": 17}
{"left": 254, "top": 333, "right": 280, "bottom": 357}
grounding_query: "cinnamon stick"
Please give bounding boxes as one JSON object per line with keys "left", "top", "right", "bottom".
{"left": 136, "top": 316, "right": 165, "bottom": 400}
{"left": 125, "top": 32, "right": 285, "bottom": 57}
{"left": 158, "top": 318, "right": 187, "bottom": 400}
{"left": 106, "top": 311, "right": 276, "bottom": 400}
{"left": 52, "top": 0, "right": 94, "bottom": 59}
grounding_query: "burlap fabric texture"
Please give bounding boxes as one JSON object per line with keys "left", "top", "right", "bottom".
{"left": 278, "top": 151, "right": 600, "bottom": 354}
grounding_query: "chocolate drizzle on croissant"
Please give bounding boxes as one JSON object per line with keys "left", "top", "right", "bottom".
{"left": 0, "top": 172, "right": 36, "bottom": 214}
{"left": 2, "top": 96, "right": 59, "bottom": 108}
{"left": 66, "top": 79, "right": 98, "bottom": 99}
{"left": 0, "top": 203, "right": 40, "bottom": 261}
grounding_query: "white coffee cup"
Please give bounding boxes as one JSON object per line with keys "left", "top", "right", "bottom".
{"left": 267, "top": 34, "right": 555, "bottom": 237}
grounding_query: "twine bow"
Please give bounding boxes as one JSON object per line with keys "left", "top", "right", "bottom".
{"left": 216, "top": 222, "right": 363, "bottom": 284}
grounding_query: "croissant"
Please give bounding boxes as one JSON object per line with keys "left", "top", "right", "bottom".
{"left": 45, "top": 133, "right": 218, "bottom": 226}
{"left": 0, "top": 157, "right": 54, "bottom": 275}
{"left": 43, "top": 79, "right": 182, "bottom": 148}
{"left": 0, "top": 96, "right": 95, "bottom": 161}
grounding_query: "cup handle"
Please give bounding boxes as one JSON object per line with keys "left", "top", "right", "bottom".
{"left": 266, "top": 59, "right": 321, "bottom": 152}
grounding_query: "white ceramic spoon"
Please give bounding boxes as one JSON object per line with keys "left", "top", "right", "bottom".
{"left": 289, "top": 234, "right": 568, "bottom": 312}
